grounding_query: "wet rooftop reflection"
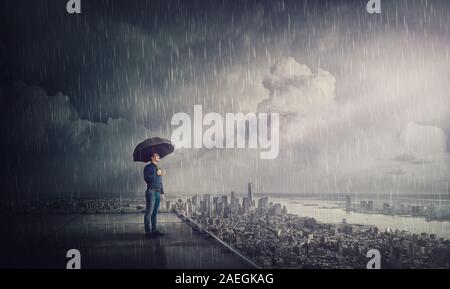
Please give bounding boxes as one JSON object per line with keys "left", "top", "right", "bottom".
{"left": 0, "top": 212, "right": 251, "bottom": 269}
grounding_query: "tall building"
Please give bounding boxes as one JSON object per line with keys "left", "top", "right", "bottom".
{"left": 204, "top": 194, "right": 211, "bottom": 216}
{"left": 200, "top": 200, "right": 207, "bottom": 216}
{"left": 224, "top": 206, "right": 231, "bottom": 218}
{"left": 368, "top": 200, "right": 374, "bottom": 211}
{"left": 242, "top": 197, "right": 251, "bottom": 212}
{"left": 258, "top": 197, "right": 269, "bottom": 209}
{"left": 248, "top": 182, "right": 253, "bottom": 206}
{"left": 271, "top": 203, "right": 282, "bottom": 216}
{"left": 213, "top": 196, "right": 219, "bottom": 207}
{"left": 345, "top": 195, "right": 351, "bottom": 211}
{"left": 186, "top": 200, "right": 192, "bottom": 215}
{"left": 192, "top": 194, "right": 199, "bottom": 207}
{"left": 221, "top": 195, "right": 228, "bottom": 208}
{"left": 230, "top": 191, "right": 237, "bottom": 211}
{"left": 216, "top": 201, "right": 224, "bottom": 217}
{"left": 360, "top": 201, "right": 368, "bottom": 211}
{"left": 383, "top": 203, "right": 390, "bottom": 213}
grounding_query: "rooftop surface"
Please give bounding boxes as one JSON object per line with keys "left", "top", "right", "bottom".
{"left": 0, "top": 212, "right": 252, "bottom": 269}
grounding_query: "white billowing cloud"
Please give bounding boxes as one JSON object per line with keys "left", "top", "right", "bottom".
{"left": 248, "top": 52, "right": 450, "bottom": 195}
{"left": 259, "top": 57, "right": 336, "bottom": 116}
{"left": 256, "top": 57, "right": 337, "bottom": 147}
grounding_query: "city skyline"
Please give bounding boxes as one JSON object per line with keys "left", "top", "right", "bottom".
{"left": 169, "top": 188, "right": 450, "bottom": 268}
{"left": 2, "top": 179, "right": 450, "bottom": 268}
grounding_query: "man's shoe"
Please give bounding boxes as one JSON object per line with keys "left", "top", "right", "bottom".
{"left": 152, "top": 230, "right": 165, "bottom": 236}
{"left": 145, "top": 232, "right": 156, "bottom": 238}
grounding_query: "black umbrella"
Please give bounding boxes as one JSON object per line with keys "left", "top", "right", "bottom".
{"left": 133, "top": 137, "right": 175, "bottom": 162}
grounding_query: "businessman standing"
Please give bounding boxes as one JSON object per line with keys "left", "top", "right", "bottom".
{"left": 143, "top": 152, "right": 165, "bottom": 237}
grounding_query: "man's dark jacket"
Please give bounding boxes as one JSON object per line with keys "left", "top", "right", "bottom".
{"left": 144, "top": 162, "right": 164, "bottom": 194}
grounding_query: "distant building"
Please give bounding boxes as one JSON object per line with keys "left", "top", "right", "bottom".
{"left": 345, "top": 195, "right": 351, "bottom": 211}
{"left": 222, "top": 195, "right": 228, "bottom": 208}
{"left": 258, "top": 197, "right": 269, "bottom": 210}
{"left": 224, "top": 206, "right": 231, "bottom": 218}
{"left": 186, "top": 200, "right": 192, "bottom": 215}
{"left": 271, "top": 203, "right": 282, "bottom": 216}
{"left": 200, "top": 200, "right": 207, "bottom": 216}
{"left": 360, "top": 201, "right": 368, "bottom": 211}
{"left": 216, "top": 200, "right": 224, "bottom": 216}
{"left": 248, "top": 182, "right": 253, "bottom": 206}
{"left": 204, "top": 194, "right": 211, "bottom": 216}
{"left": 211, "top": 197, "right": 220, "bottom": 215}
{"left": 341, "top": 219, "right": 353, "bottom": 234}
{"left": 230, "top": 191, "right": 237, "bottom": 209}
{"left": 242, "top": 197, "right": 251, "bottom": 211}
{"left": 192, "top": 194, "right": 199, "bottom": 207}
{"left": 368, "top": 200, "right": 374, "bottom": 211}
{"left": 427, "top": 204, "right": 436, "bottom": 219}
{"left": 208, "top": 202, "right": 214, "bottom": 217}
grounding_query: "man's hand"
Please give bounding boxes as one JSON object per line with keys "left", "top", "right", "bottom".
{"left": 157, "top": 169, "right": 162, "bottom": 176}
{"left": 160, "top": 194, "right": 165, "bottom": 201}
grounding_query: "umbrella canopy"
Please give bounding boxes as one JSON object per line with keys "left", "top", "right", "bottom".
{"left": 133, "top": 137, "right": 175, "bottom": 162}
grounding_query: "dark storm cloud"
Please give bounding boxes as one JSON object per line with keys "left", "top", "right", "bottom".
{"left": 1, "top": 1, "right": 257, "bottom": 122}
{"left": 0, "top": 0, "right": 355, "bottom": 124}
{"left": 0, "top": 81, "right": 158, "bottom": 197}
{"left": 0, "top": 0, "right": 324, "bottom": 197}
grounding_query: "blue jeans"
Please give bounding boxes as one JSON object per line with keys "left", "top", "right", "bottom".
{"left": 144, "top": 189, "right": 161, "bottom": 233}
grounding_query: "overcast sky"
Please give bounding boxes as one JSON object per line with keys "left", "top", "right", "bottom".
{"left": 0, "top": 0, "right": 449, "bottom": 199}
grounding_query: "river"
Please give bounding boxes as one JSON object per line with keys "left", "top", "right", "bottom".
{"left": 273, "top": 198, "right": 450, "bottom": 240}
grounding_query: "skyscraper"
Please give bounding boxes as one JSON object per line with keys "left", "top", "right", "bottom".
{"left": 242, "top": 197, "right": 250, "bottom": 212}
{"left": 222, "top": 195, "right": 228, "bottom": 208}
{"left": 230, "top": 191, "right": 236, "bottom": 209}
{"left": 258, "top": 197, "right": 269, "bottom": 209}
{"left": 248, "top": 182, "right": 253, "bottom": 206}
{"left": 345, "top": 195, "right": 351, "bottom": 211}
{"left": 368, "top": 200, "right": 374, "bottom": 211}
{"left": 204, "top": 194, "right": 211, "bottom": 215}
{"left": 192, "top": 194, "right": 199, "bottom": 207}
{"left": 360, "top": 201, "right": 368, "bottom": 211}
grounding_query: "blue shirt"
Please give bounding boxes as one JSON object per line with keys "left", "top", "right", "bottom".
{"left": 144, "top": 162, "right": 164, "bottom": 194}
